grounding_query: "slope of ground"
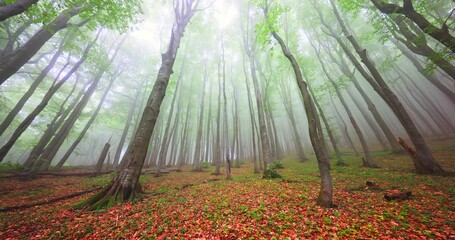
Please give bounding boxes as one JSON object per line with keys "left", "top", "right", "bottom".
{"left": 0, "top": 142, "right": 454, "bottom": 239}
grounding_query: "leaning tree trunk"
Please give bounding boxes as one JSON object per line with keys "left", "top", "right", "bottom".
{"left": 370, "top": 0, "right": 455, "bottom": 54}
{"left": 0, "top": 6, "right": 82, "bottom": 85}
{"left": 54, "top": 67, "right": 119, "bottom": 170}
{"left": 307, "top": 82, "right": 344, "bottom": 165}
{"left": 329, "top": 0, "right": 444, "bottom": 174}
{"left": 0, "top": 38, "right": 93, "bottom": 163}
{"left": 328, "top": 49, "right": 402, "bottom": 153}
{"left": 263, "top": 5, "right": 334, "bottom": 207}
{"left": 310, "top": 40, "right": 376, "bottom": 167}
{"left": 77, "top": 0, "right": 200, "bottom": 210}
{"left": 112, "top": 86, "right": 141, "bottom": 168}
{"left": 0, "top": 33, "right": 68, "bottom": 137}
{"left": 0, "top": 0, "right": 39, "bottom": 22}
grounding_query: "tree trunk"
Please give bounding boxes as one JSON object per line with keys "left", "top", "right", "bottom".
{"left": 310, "top": 40, "right": 376, "bottom": 167}
{"left": 93, "top": 141, "right": 111, "bottom": 175}
{"left": 192, "top": 59, "right": 208, "bottom": 171}
{"left": 77, "top": 0, "right": 199, "bottom": 210}
{"left": 370, "top": 0, "right": 455, "bottom": 54}
{"left": 264, "top": 4, "right": 334, "bottom": 207}
{"left": 0, "top": 0, "right": 39, "bottom": 22}
{"left": 0, "top": 38, "right": 93, "bottom": 163}
{"left": 327, "top": 49, "right": 402, "bottom": 153}
{"left": 307, "top": 83, "right": 344, "bottom": 165}
{"left": 113, "top": 86, "right": 141, "bottom": 168}
{"left": 0, "top": 6, "right": 81, "bottom": 85}
{"left": 0, "top": 32, "right": 68, "bottom": 136}
{"left": 329, "top": 0, "right": 444, "bottom": 174}
{"left": 243, "top": 57, "right": 259, "bottom": 173}
{"left": 54, "top": 66, "right": 119, "bottom": 170}
{"left": 23, "top": 76, "right": 86, "bottom": 169}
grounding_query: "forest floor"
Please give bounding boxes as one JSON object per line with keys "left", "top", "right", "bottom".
{"left": 0, "top": 140, "right": 454, "bottom": 239}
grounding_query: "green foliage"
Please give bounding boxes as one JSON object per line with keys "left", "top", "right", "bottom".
{"left": 0, "top": 161, "right": 24, "bottom": 171}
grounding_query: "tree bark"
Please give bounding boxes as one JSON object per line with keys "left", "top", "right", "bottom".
{"left": 54, "top": 66, "right": 120, "bottom": 170}
{"left": 192, "top": 59, "right": 208, "bottom": 171}
{"left": 310, "top": 40, "right": 376, "bottom": 167}
{"left": 0, "top": 6, "right": 81, "bottom": 85}
{"left": 0, "top": 40, "right": 93, "bottom": 163}
{"left": 329, "top": 0, "right": 444, "bottom": 174}
{"left": 264, "top": 3, "right": 334, "bottom": 207}
{"left": 0, "top": 0, "right": 39, "bottom": 22}
{"left": 0, "top": 33, "right": 67, "bottom": 137}
{"left": 370, "top": 0, "right": 455, "bottom": 53}
{"left": 113, "top": 86, "right": 141, "bottom": 168}
{"left": 77, "top": 0, "right": 200, "bottom": 210}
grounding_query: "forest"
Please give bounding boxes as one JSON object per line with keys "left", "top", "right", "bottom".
{"left": 0, "top": 0, "right": 454, "bottom": 238}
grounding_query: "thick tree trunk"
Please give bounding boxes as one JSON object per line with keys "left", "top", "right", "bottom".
{"left": 0, "top": 0, "right": 39, "bottom": 22}
{"left": 0, "top": 6, "right": 81, "bottom": 85}
{"left": 329, "top": 0, "right": 444, "bottom": 174}
{"left": 78, "top": 0, "right": 199, "bottom": 210}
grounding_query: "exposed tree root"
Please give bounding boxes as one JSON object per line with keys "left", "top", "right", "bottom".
{"left": 0, "top": 186, "right": 102, "bottom": 212}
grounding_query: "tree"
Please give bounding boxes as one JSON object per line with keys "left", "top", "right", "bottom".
{"left": 0, "top": 0, "right": 141, "bottom": 85}
{"left": 0, "top": 0, "right": 39, "bottom": 22}
{"left": 328, "top": 0, "right": 445, "bottom": 174}
{"left": 260, "top": 0, "right": 334, "bottom": 207}
{"left": 370, "top": 0, "right": 455, "bottom": 54}
{"left": 77, "top": 0, "right": 201, "bottom": 210}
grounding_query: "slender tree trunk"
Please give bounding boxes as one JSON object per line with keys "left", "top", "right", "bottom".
{"left": 0, "top": 33, "right": 68, "bottom": 136}
{"left": 23, "top": 77, "right": 86, "bottom": 169}
{"left": 54, "top": 67, "right": 120, "bottom": 170}
{"left": 330, "top": 95, "right": 359, "bottom": 155}
{"left": 0, "top": 38, "right": 94, "bottom": 162}
{"left": 192, "top": 59, "right": 208, "bottom": 171}
{"left": 243, "top": 57, "right": 259, "bottom": 173}
{"left": 307, "top": 83, "right": 344, "bottom": 165}
{"left": 310, "top": 40, "right": 375, "bottom": 167}
{"left": 263, "top": 4, "right": 333, "bottom": 207}
{"left": 327, "top": 49, "right": 402, "bottom": 153}
{"left": 329, "top": 0, "right": 444, "bottom": 174}
{"left": 113, "top": 86, "right": 141, "bottom": 168}
{"left": 390, "top": 38, "right": 455, "bottom": 104}
{"left": 278, "top": 82, "right": 307, "bottom": 162}
{"left": 0, "top": 6, "right": 82, "bottom": 85}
